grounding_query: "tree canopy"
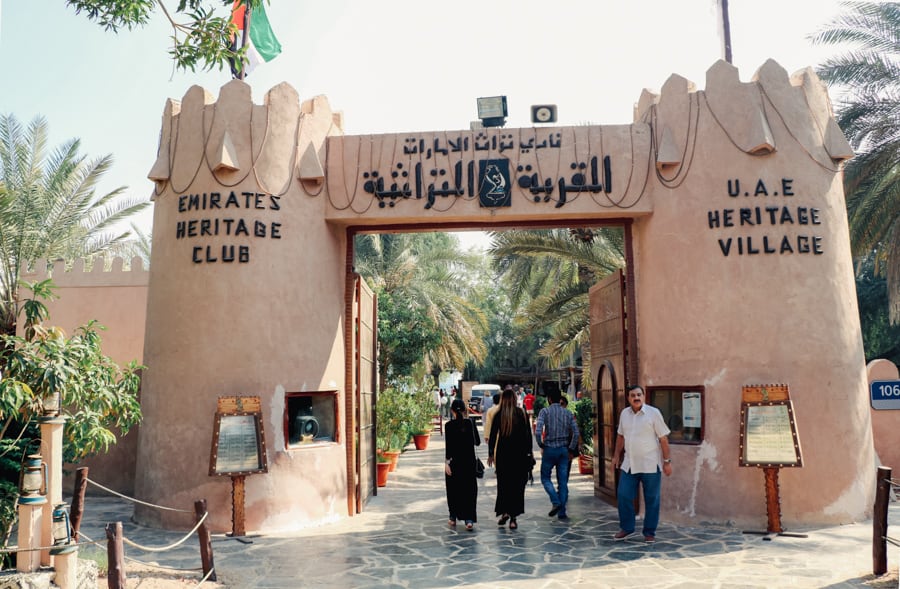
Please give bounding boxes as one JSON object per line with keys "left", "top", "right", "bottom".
{"left": 490, "top": 227, "right": 625, "bottom": 388}
{"left": 66, "top": 0, "right": 262, "bottom": 72}
{"left": 0, "top": 114, "right": 150, "bottom": 335}
{"left": 354, "top": 232, "right": 487, "bottom": 386}
{"left": 812, "top": 1, "right": 900, "bottom": 323}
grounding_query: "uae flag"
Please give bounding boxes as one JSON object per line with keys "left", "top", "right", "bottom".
{"left": 231, "top": 1, "right": 282, "bottom": 77}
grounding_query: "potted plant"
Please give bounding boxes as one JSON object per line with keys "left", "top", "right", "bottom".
{"left": 376, "top": 385, "right": 413, "bottom": 470}
{"left": 409, "top": 385, "right": 435, "bottom": 450}
{"left": 573, "top": 397, "right": 594, "bottom": 475}
{"left": 376, "top": 453, "right": 391, "bottom": 487}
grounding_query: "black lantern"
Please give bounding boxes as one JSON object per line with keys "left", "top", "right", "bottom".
{"left": 50, "top": 503, "right": 76, "bottom": 555}
{"left": 18, "top": 454, "right": 47, "bottom": 505}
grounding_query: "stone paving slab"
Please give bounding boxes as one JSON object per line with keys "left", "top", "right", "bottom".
{"left": 73, "top": 435, "right": 899, "bottom": 588}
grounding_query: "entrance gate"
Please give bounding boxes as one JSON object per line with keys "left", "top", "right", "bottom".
{"left": 133, "top": 63, "right": 873, "bottom": 531}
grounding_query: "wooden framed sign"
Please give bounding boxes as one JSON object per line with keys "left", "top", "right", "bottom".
{"left": 739, "top": 385, "right": 802, "bottom": 468}
{"left": 209, "top": 396, "right": 268, "bottom": 476}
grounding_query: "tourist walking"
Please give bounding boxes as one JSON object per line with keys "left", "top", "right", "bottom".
{"left": 534, "top": 389, "right": 579, "bottom": 519}
{"left": 611, "top": 385, "right": 672, "bottom": 542}
{"left": 483, "top": 393, "right": 501, "bottom": 443}
{"left": 487, "top": 389, "right": 534, "bottom": 529}
{"left": 445, "top": 399, "right": 480, "bottom": 530}
{"left": 439, "top": 389, "right": 450, "bottom": 418}
{"left": 523, "top": 389, "right": 535, "bottom": 423}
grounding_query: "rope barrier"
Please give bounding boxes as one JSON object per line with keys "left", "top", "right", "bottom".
{"left": 12, "top": 485, "right": 215, "bottom": 580}
{"left": 0, "top": 539, "right": 105, "bottom": 555}
{"left": 123, "top": 553, "right": 203, "bottom": 572}
{"left": 197, "top": 565, "right": 217, "bottom": 586}
{"left": 85, "top": 477, "right": 193, "bottom": 513}
{"left": 884, "top": 535, "right": 900, "bottom": 548}
{"left": 121, "top": 512, "right": 208, "bottom": 553}
{"left": 80, "top": 529, "right": 211, "bottom": 580}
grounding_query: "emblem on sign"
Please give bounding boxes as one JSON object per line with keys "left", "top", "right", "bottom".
{"left": 478, "top": 159, "right": 511, "bottom": 207}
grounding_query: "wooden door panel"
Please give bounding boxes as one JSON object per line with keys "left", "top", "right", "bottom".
{"left": 355, "top": 277, "right": 377, "bottom": 511}
{"left": 589, "top": 270, "right": 626, "bottom": 504}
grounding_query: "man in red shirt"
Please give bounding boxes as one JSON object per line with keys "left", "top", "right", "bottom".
{"left": 523, "top": 390, "right": 535, "bottom": 423}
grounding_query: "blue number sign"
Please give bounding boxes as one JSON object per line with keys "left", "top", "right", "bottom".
{"left": 871, "top": 380, "right": 900, "bottom": 410}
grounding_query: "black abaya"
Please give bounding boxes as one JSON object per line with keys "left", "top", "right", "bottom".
{"left": 445, "top": 417, "right": 480, "bottom": 522}
{"left": 489, "top": 409, "right": 532, "bottom": 518}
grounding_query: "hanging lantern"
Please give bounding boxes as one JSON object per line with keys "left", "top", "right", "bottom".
{"left": 50, "top": 503, "right": 76, "bottom": 555}
{"left": 18, "top": 454, "right": 47, "bottom": 505}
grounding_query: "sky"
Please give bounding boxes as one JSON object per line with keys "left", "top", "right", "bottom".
{"left": 0, "top": 0, "right": 848, "bottom": 249}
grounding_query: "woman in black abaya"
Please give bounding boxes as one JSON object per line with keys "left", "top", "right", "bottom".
{"left": 488, "top": 389, "right": 534, "bottom": 529}
{"left": 444, "top": 399, "right": 480, "bottom": 530}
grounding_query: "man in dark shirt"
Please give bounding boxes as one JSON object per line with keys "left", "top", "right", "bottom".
{"left": 534, "top": 389, "right": 579, "bottom": 519}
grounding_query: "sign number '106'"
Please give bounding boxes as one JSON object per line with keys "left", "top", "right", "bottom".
{"left": 870, "top": 380, "right": 900, "bottom": 410}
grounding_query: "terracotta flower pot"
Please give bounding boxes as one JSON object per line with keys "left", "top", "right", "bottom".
{"left": 376, "top": 461, "right": 390, "bottom": 487}
{"left": 578, "top": 454, "right": 594, "bottom": 475}
{"left": 384, "top": 449, "right": 401, "bottom": 472}
{"left": 413, "top": 433, "right": 430, "bottom": 450}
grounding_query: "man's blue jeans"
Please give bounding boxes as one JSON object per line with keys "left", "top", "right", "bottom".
{"left": 540, "top": 446, "right": 571, "bottom": 509}
{"left": 617, "top": 468, "right": 662, "bottom": 537}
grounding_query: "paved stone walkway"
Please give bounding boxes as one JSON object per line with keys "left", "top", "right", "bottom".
{"left": 75, "top": 435, "right": 898, "bottom": 588}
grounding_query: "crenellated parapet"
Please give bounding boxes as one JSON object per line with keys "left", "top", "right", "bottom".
{"left": 146, "top": 80, "right": 344, "bottom": 199}
{"left": 635, "top": 59, "right": 853, "bottom": 177}
{"left": 20, "top": 257, "right": 149, "bottom": 288}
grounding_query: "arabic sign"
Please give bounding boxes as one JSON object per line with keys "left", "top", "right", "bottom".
{"left": 871, "top": 380, "right": 900, "bottom": 410}
{"left": 326, "top": 126, "right": 650, "bottom": 213}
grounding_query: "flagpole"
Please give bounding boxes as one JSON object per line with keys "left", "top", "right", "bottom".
{"left": 719, "top": 0, "right": 733, "bottom": 64}
{"left": 239, "top": 4, "right": 252, "bottom": 80}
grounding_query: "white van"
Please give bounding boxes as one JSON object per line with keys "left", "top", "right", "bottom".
{"left": 468, "top": 384, "right": 501, "bottom": 413}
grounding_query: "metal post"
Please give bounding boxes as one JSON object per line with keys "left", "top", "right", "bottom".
{"left": 720, "top": 0, "right": 733, "bottom": 64}
{"left": 873, "top": 466, "right": 891, "bottom": 575}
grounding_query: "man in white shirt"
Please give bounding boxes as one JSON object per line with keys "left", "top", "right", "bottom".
{"left": 611, "top": 385, "right": 672, "bottom": 542}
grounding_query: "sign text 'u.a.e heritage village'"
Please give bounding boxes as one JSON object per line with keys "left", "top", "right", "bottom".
{"left": 707, "top": 177, "right": 824, "bottom": 257}
{"left": 175, "top": 191, "right": 282, "bottom": 264}
{"left": 171, "top": 177, "right": 824, "bottom": 264}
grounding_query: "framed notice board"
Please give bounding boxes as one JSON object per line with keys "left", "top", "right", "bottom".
{"left": 209, "top": 396, "right": 269, "bottom": 476}
{"left": 739, "top": 384, "right": 802, "bottom": 468}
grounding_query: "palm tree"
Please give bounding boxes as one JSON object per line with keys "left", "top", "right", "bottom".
{"left": 811, "top": 2, "right": 900, "bottom": 322}
{"left": 0, "top": 114, "right": 150, "bottom": 333}
{"left": 354, "top": 232, "right": 488, "bottom": 385}
{"left": 489, "top": 227, "right": 625, "bottom": 388}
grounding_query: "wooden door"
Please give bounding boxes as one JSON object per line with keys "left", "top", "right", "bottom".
{"left": 355, "top": 277, "right": 377, "bottom": 510}
{"left": 589, "top": 269, "right": 627, "bottom": 504}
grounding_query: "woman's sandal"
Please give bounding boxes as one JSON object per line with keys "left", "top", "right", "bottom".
{"left": 448, "top": 518, "right": 457, "bottom": 527}
{"left": 465, "top": 521, "right": 474, "bottom": 531}
{"left": 497, "top": 514, "right": 510, "bottom": 526}
{"left": 509, "top": 519, "right": 518, "bottom": 530}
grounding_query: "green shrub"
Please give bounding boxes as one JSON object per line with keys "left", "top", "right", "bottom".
{"left": 533, "top": 394, "right": 548, "bottom": 422}
{"left": 574, "top": 397, "right": 594, "bottom": 456}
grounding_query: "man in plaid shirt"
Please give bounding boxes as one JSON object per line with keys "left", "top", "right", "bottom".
{"left": 534, "top": 389, "right": 579, "bottom": 519}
